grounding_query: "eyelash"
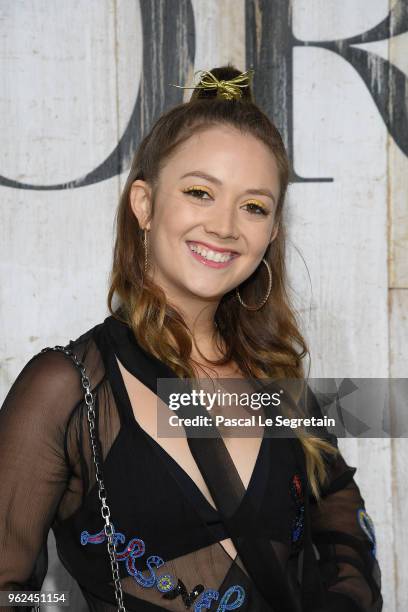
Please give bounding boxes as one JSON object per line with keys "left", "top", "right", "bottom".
{"left": 182, "top": 187, "right": 269, "bottom": 216}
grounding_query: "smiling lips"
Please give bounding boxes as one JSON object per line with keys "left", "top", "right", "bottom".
{"left": 186, "top": 241, "right": 240, "bottom": 269}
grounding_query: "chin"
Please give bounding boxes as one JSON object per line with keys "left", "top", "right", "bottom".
{"left": 182, "top": 282, "right": 225, "bottom": 300}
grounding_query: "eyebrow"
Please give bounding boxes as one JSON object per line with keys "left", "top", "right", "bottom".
{"left": 180, "top": 170, "right": 277, "bottom": 206}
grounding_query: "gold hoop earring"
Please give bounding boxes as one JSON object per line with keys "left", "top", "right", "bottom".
{"left": 143, "top": 228, "right": 149, "bottom": 274}
{"left": 235, "top": 258, "right": 272, "bottom": 311}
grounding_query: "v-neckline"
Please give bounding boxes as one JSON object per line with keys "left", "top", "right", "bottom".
{"left": 101, "top": 314, "right": 267, "bottom": 520}
{"left": 93, "top": 315, "right": 311, "bottom": 611}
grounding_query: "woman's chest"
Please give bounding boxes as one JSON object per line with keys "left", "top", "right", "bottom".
{"left": 115, "top": 356, "right": 264, "bottom": 513}
{"left": 108, "top": 355, "right": 303, "bottom": 559}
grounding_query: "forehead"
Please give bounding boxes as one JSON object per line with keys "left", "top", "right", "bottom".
{"left": 159, "top": 124, "right": 280, "bottom": 187}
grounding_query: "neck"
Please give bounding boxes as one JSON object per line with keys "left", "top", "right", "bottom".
{"left": 164, "top": 291, "right": 226, "bottom": 362}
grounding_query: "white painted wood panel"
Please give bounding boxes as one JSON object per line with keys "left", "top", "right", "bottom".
{"left": 390, "top": 290, "right": 408, "bottom": 610}
{"left": 0, "top": 0, "right": 406, "bottom": 609}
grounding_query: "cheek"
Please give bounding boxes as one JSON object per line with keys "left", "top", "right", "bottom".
{"left": 149, "top": 213, "right": 186, "bottom": 260}
{"left": 158, "top": 206, "right": 201, "bottom": 244}
{"left": 246, "top": 227, "right": 272, "bottom": 256}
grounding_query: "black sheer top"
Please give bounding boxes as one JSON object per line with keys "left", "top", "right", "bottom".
{"left": 0, "top": 315, "right": 383, "bottom": 611}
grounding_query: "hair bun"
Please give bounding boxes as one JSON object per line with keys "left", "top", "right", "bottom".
{"left": 190, "top": 64, "right": 254, "bottom": 102}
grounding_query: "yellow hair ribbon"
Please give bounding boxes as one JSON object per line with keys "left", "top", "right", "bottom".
{"left": 170, "top": 68, "right": 255, "bottom": 100}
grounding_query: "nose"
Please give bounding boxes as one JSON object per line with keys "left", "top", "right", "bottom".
{"left": 203, "top": 199, "right": 239, "bottom": 240}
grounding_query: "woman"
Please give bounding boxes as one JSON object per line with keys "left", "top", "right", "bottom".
{"left": 0, "top": 65, "right": 382, "bottom": 611}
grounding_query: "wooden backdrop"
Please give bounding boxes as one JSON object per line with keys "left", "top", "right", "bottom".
{"left": 0, "top": 1, "right": 407, "bottom": 609}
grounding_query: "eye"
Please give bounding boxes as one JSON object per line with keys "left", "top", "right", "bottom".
{"left": 182, "top": 188, "right": 269, "bottom": 216}
{"left": 243, "top": 202, "right": 269, "bottom": 216}
{"left": 182, "top": 186, "right": 212, "bottom": 199}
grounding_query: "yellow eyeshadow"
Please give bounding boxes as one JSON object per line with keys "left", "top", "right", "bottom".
{"left": 183, "top": 185, "right": 211, "bottom": 193}
{"left": 182, "top": 187, "right": 270, "bottom": 214}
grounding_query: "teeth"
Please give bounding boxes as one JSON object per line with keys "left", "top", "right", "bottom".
{"left": 188, "top": 243, "right": 234, "bottom": 263}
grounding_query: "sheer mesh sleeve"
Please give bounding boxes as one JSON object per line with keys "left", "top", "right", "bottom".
{"left": 0, "top": 350, "right": 84, "bottom": 611}
{"left": 306, "top": 388, "right": 383, "bottom": 612}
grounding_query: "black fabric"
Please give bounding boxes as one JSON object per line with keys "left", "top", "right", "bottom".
{"left": 0, "top": 314, "right": 383, "bottom": 611}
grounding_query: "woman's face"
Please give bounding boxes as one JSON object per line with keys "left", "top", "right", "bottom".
{"left": 130, "top": 124, "right": 280, "bottom": 305}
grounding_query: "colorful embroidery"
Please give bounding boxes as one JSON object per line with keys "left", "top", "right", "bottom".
{"left": 80, "top": 525, "right": 125, "bottom": 546}
{"left": 216, "top": 585, "right": 246, "bottom": 611}
{"left": 290, "top": 473, "right": 305, "bottom": 548}
{"left": 156, "top": 574, "right": 178, "bottom": 594}
{"left": 193, "top": 588, "right": 219, "bottom": 611}
{"left": 357, "top": 508, "right": 377, "bottom": 557}
{"left": 80, "top": 525, "right": 245, "bottom": 611}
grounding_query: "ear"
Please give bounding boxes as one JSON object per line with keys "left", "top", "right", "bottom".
{"left": 129, "top": 180, "right": 153, "bottom": 230}
{"left": 269, "top": 223, "right": 279, "bottom": 245}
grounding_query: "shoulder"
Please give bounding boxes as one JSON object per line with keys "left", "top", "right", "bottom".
{"left": 6, "top": 320, "right": 106, "bottom": 411}
{"left": 61, "top": 319, "right": 105, "bottom": 358}
{"left": 0, "top": 320, "right": 109, "bottom": 460}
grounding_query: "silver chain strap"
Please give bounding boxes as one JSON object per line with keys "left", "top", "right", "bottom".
{"left": 40, "top": 345, "right": 127, "bottom": 612}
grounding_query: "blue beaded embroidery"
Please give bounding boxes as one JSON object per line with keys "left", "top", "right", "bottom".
{"left": 357, "top": 508, "right": 377, "bottom": 558}
{"left": 80, "top": 524, "right": 245, "bottom": 611}
{"left": 290, "top": 473, "right": 305, "bottom": 548}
